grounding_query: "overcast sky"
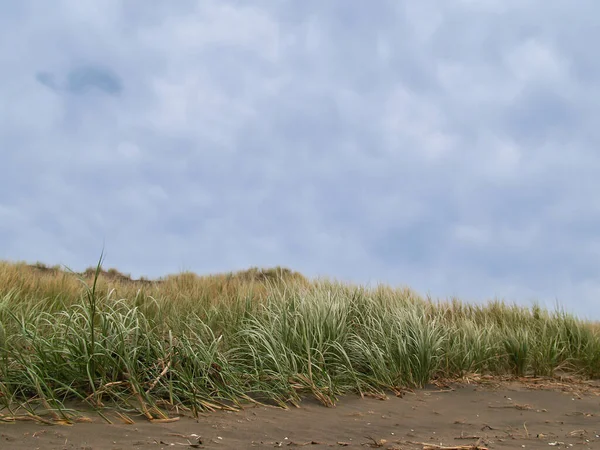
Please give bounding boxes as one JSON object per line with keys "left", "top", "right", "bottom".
{"left": 2, "top": 1, "right": 599, "bottom": 319}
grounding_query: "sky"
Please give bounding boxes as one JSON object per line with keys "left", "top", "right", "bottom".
{"left": 1, "top": 1, "right": 600, "bottom": 319}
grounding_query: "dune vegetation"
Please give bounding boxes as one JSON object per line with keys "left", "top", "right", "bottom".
{"left": 0, "top": 257, "right": 599, "bottom": 424}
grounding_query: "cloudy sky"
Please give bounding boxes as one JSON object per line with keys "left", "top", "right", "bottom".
{"left": 2, "top": 1, "right": 599, "bottom": 318}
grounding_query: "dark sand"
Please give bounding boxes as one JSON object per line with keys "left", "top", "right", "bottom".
{"left": 2, "top": 378, "right": 599, "bottom": 450}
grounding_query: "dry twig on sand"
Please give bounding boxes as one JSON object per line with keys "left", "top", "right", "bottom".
{"left": 410, "top": 443, "right": 489, "bottom": 450}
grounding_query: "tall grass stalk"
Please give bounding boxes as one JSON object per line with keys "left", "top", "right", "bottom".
{"left": 67, "top": 253, "right": 104, "bottom": 394}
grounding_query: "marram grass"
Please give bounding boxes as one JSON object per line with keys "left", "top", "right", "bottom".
{"left": 0, "top": 259, "right": 599, "bottom": 423}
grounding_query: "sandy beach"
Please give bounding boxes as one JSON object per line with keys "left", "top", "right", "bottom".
{"left": 2, "top": 378, "right": 599, "bottom": 450}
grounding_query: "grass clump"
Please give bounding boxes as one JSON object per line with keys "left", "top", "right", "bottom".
{"left": 0, "top": 258, "right": 599, "bottom": 423}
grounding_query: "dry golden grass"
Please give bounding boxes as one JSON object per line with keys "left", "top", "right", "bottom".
{"left": 0, "top": 259, "right": 309, "bottom": 307}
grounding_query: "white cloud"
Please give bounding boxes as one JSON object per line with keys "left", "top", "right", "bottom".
{"left": 2, "top": 0, "right": 600, "bottom": 319}
{"left": 381, "top": 86, "right": 457, "bottom": 162}
{"left": 454, "top": 225, "right": 492, "bottom": 246}
{"left": 505, "top": 39, "right": 570, "bottom": 85}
